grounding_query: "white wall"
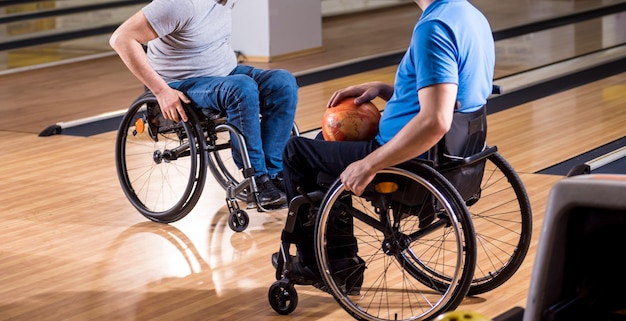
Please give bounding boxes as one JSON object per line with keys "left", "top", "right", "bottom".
{"left": 231, "top": 1, "right": 271, "bottom": 58}
{"left": 268, "top": 0, "right": 322, "bottom": 57}
{"left": 231, "top": 0, "right": 411, "bottom": 61}
{"left": 231, "top": 0, "right": 322, "bottom": 61}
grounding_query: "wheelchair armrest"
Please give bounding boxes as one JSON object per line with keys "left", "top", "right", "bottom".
{"left": 435, "top": 145, "right": 498, "bottom": 172}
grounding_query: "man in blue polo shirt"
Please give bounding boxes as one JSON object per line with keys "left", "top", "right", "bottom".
{"left": 278, "top": 0, "right": 495, "bottom": 286}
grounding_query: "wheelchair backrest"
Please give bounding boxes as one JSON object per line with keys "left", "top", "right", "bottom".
{"left": 430, "top": 105, "right": 487, "bottom": 162}
{"left": 429, "top": 105, "right": 488, "bottom": 203}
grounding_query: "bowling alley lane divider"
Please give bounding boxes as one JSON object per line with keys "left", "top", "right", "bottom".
{"left": 538, "top": 136, "right": 626, "bottom": 176}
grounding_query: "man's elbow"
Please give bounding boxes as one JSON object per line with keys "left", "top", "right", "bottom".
{"left": 433, "top": 117, "right": 451, "bottom": 138}
{"left": 108, "top": 33, "right": 119, "bottom": 51}
{"left": 108, "top": 29, "right": 128, "bottom": 52}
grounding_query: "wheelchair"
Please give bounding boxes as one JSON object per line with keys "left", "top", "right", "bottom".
{"left": 115, "top": 90, "right": 299, "bottom": 232}
{"left": 268, "top": 99, "right": 533, "bottom": 320}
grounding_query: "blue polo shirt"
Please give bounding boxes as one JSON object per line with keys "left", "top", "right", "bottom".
{"left": 376, "top": 0, "right": 495, "bottom": 146}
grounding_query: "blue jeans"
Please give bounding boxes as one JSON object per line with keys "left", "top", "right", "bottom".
{"left": 169, "top": 65, "right": 298, "bottom": 178}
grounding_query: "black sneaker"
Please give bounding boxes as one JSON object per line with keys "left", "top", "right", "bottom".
{"left": 255, "top": 174, "right": 287, "bottom": 207}
{"left": 342, "top": 256, "right": 365, "bottom": 295}
{"left": 288, "top": 260, "right": 320, "bottom": 285}
{"left": 316, "top": 256, "right": 365, "bottom": 296}
{"left": 272, "top": 252, "right": 319, "bottom": 285}
{"left": 271, "top": 172, "right": 286, "bottom": 193}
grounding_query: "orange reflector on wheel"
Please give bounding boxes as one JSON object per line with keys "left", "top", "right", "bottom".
{"left": 375, "top": 181, "right": 398, "bottom": 194}
{"left": 135, "top": 118, "right": 145, "bottom": 133}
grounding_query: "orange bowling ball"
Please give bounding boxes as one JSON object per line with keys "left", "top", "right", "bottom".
{"left": 321, "top": 98, "right": 380, "bottom": 141}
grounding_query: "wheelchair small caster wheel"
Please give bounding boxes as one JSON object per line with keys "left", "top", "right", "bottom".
{"left": 268, "top": 281, "right": 298, "bottom": 315}
{"left": 228, "top": 209, "right": 249, "bottom": 232}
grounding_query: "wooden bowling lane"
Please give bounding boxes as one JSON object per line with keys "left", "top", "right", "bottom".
{"left": 494, "top": 11, "right": 626, "bottom": 79}
{"left": 489, "top": 71, "right": 626, "bottom": 175}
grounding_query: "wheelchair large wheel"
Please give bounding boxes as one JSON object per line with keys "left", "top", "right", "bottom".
{"left": 463, "top": 152, "right": 532, "bottom": 295}
{"left": 315, "top": 162, "right": 476, "bottom": 321}
{"left": 115, "top": 92, "right": 208, "bottom": 223}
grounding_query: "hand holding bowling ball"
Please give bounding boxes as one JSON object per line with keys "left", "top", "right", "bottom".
{"left": 321, "top": 98, "right": 381, "bottom": 141}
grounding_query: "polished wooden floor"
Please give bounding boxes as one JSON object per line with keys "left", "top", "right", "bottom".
{"left": 1, "top": 1, "right": 626, "bottom": 320}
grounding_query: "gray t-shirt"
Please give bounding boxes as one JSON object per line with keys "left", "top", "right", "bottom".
{"left": 143, "top": 0, "right": 238, "bottom": 83}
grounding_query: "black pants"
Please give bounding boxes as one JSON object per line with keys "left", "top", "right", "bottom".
{"left": 281, "top": 133, "right": 380, "bottom": 270}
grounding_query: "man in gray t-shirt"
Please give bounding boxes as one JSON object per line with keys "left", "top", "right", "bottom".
{"left": 110, "top": 0, "right": 298, "bottom": 208}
